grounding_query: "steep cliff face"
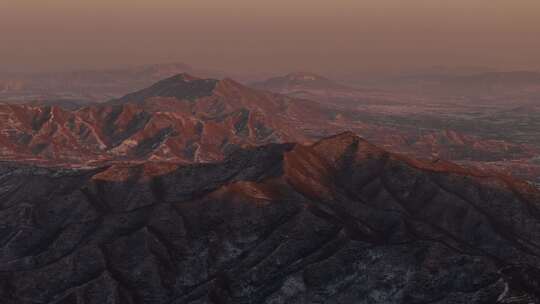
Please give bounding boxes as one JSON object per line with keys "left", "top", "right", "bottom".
{"left": 1, "top": 133, "right": 539, "bottom": 304}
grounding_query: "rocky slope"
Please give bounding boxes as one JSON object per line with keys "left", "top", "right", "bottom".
{"left": 1, "top": 73, "right": 534, "bottom": 168}
{"left": 379, "top": 129, "right": 537, "bottom": 162}
{"left": 0, "top": 74, "right": 341, "bottom": 165}
{"left": 0, "top": 132, "right": 540, "bottom": 303}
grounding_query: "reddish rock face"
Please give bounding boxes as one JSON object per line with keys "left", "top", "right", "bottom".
{"left": 1, "top": 71, "right": 539, "bottom": 303}
{"left": 0, "top": 133, "right": 539, "bottom": 303}
{"left": 1, "top": 73, "right": 535, "bottom": 173}
{"left": 0, "top": 74, "right": 338, "bottom": 166}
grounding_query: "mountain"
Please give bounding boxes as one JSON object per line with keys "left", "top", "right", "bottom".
{"left": 0, "top": 74, "right": 342, "bottom": 166}
{"left": 0, "top": 73, "right": 537, "bottom": 185}
{"left": 111, "top": 74, "right": 220, "bottom": 104}
{"left": 250, "top": 72, "right": 393, "bottom": 109}
{"left": 251, "top": 72, "right": 358, "bottom": 99}
{"left": 252, "top": 72, "right": 354, "bottom": 93}
{"left": 1, "top": 132, "right": 539, "bottom": 303}
{"left": 0, "top": 63, "right": 228, "bottom": 105}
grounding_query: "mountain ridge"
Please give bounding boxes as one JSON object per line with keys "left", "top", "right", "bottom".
{"left": 0, "top": 74, "right": 334, "bottom": 165}
{"left": 0, "top": 73, "right": 536, "bottom": 186}
{"left": 1, "top": 132, "right": 539, "bottom": 303}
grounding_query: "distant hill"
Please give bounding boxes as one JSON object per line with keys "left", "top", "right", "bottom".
{"left": 249, "top": 72, "right": 387, "bottom": 108}
{"left": 251, "top": 72, "right": 356, "bottom": 93}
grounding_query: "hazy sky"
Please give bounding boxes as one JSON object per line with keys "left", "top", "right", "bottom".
{"left": 1, "top": 0, "right": 539, "bottom": 74}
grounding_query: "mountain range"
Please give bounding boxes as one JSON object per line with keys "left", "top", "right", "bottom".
{"left": 1, "top": 132, "right": 540, "bottom": 303}
{"left": 0, "top": 73, "right": 536, "bottom": 180}
{"left": 0, "top": 74, "right": 343, "bottom": 166}
{"left": 1, "top": 71, "right": 540, "bottom": 303}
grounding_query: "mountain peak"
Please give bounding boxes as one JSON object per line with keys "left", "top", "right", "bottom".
{"left": 112, "top": 73, "right": 220, "bottom": 104}
{"left": 163, "top": 73, "right": 202, "bottom": 82}
{"left": 285, "top": 72, "right": 327, "bottom": 82}
{"left": 251, "top": 72, "right": 354, "bottom": 93}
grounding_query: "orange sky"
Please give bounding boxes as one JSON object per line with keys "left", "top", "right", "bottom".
{"left": 1, "top": 0, "right": 539, "bottom": 73}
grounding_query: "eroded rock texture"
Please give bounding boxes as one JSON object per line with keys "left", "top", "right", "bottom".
{"left": 1, "top": 133, "right": 540, "bottom": 303}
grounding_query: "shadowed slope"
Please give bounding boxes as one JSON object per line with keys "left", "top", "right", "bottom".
{"left": 0, "top": 133, "right": 539, "bottom": 303}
